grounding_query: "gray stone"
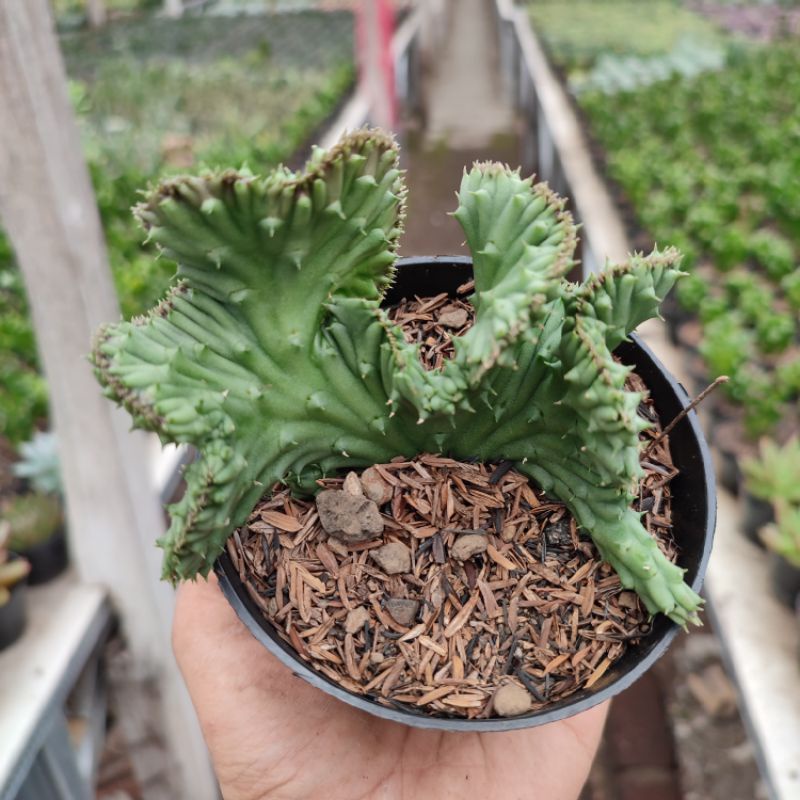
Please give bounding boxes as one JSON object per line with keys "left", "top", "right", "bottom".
{"left": 438, "top": 305, "right": 469, "bottom": 329}
{"left": 342, "top": 471, "right": 363, "bottom": 497}
{"left": 316, "top": 489, "right": 383, "bottom": 543}
{"left": 384, "top": 598, "right": 420, "bottom": 627}
{"left": 370, "top": 541, "right": 411, "bottom": 574}
{"left": 344, "top": 606, "right": 371, "bottom": 634}
{"left": 361, "top": 466, "right": 393, "bottom": 505}
{"left": 450, "top": 532, "right": 488, "bottom": 561}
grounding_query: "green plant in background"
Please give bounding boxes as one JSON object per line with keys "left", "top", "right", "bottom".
{"left": 526, "top": 0, "right": 722, "bottom": 79}
{"left": 760, "top": 502, "right": 800, "bottom": 568}
{"left": 675, "top": 272, "right": 709, "bottom": 313}
{"left": 0, "top": 9, "right": 356, "bottom": 444}
{"left": 781, "top": 271, "right": 800, "bottom": 312}
{"left": 92, "top": 130, "right": 701, "bottom": 625}
{"left": 750, "top": 229, "right": 795, "bottom": 282}
{"left": 68, "top": 21, "right": 356, "bottom": 319}
{"left": 754, "top": 310, "right": 795, "bottom": 354}
{"left": 710, "top": 226, "right": 749, "bottom": 272}
{"left": 735, "top": 368, "right": 786, "bottom": 438}
{"left": 0, "top": 254, "right": 48, "bottom": 445}
{"left": 574, "top": 40, "right": 800, "bottom": 440}
{"left": 12, "top": 432, "right": 62, "bottom": 495}
{"left": 0, "top": 532, "right": 30, "bottom": 607}
{"left": 697, "top": 294, "right": 729, "bottom": 324}
{"left": 743, "top": 437, "right": 800, "bottom": 505}
{"left": 2, "top": 494, "right": 64, "bottom": 551}
{"left": 699, "top": 314, "right": 754, "bottom": 381}
{"left": 777, "top": 360, "right": 800, "bottom": 402}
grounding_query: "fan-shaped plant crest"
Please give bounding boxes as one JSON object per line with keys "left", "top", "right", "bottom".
{"left": 92, "top": 129, "right": 700, "bottom": 625}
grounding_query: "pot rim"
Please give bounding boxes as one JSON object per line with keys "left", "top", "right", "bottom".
{"left": 214, "top": 255, "right": 717, "bottom": 731}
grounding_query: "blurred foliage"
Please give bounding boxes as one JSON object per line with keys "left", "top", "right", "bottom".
{"left": 744, "top": 437, "right": 800, "bottom": 565}
{"left": 0, "top": 10, "right": 354, "bottom": 445}
{"left": 576, "top": 43, "right": 800, "bottom": 437}
{"left": 527, "top": 0, "right": 722, "bottom": 77}
{"left": 571, "top": 37, "right": 726, "bottom": 95}
{"left": 4, "top": 492, "right": 64, "bottom": 550}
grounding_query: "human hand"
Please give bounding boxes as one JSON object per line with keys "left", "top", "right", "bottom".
{"left": 173, "top": 575, "right": 608, "bottom": 800}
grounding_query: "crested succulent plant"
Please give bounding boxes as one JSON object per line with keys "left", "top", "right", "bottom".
{"left": 92, "top": 129, "right": 701, "bottom": 625}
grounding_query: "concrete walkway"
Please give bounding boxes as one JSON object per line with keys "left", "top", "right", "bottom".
{"left": 423, "top": 0, "right": 515, "bottom": 148}
{"left": 400, "top": 0, "right": 520, "bottom": 257}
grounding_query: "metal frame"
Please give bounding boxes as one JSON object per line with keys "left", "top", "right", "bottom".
{"left": 0, "top": 580, "right": 112, "bottom": 800}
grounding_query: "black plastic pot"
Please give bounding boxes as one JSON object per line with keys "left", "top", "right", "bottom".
{"left": 215, "top": 256, "right": 716, "bottom": 731}
{"left": 0, "top": 559, "right": 28, "bottom": 651}
{"left": 768, "top": 552, "right": 800, "bottom": 609}
{"left": 17, "top": 526, "right": 68, "bottom": 585}
{"left": 739, "top": 491, "right": 773, "bottom": 547}
{"left": 660, "top": 293, "right": 692, "bottom": 349}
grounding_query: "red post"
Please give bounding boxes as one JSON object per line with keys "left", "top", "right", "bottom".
{"left": 356, "top": 0, "right": 397, "bottom": 130}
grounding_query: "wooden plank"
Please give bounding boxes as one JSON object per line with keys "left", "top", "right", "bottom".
{"left": 0, "top": 574, "right": 109, "bottom": 796}
{"left": 0, "top": 3, "right": 216, "bottom": 797}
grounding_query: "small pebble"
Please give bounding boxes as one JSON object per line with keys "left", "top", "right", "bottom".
{"left": 493, "top": 683, "right": 532, "bottom": 717}
{"left": 384, "top": 598, "right": 420, "bottom": 627}
{"left": 501, "top": 523, "right": 517, "bottom": 543}
{"left": 342, "top": 471, "right": 363, "bottom": 497}
{"left": 361, "top": 467, "right": 393, "bottom": 505}
{"left": 344, "top": 606, "right": 370, "bottom": 634}
{"left": 316, "top": 489, "right": 383, "bottom": 543}
{"left": 370, "top": 542, "right": 411, "bottom": 574}
{"left": 450, "top": 533, "right": 488, "bottom": 561}
{"left": 438, "top": 305, "right": 469, "bottom": 329}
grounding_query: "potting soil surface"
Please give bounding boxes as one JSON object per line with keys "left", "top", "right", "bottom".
{"left": 226, "top": 293, "right": 682, "bottom": 719}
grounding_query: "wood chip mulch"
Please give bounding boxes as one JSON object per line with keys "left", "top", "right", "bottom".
{"left": 227, "top": 291, "right": 681, "bottom": 719}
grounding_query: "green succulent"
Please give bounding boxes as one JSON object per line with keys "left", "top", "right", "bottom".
{"left": 13, "top": 431, "right": 62, "bottom": 496}
{"left": 754, "top": 310, "right": 795, "bottom": 355}
{"left": 675, "top": 271, "right": 708, "bottom": 312}
{"left": 776, "top": 359, "right": 800, "bottom": 402}
{"left": 737, "top": 370, "right": 784, "bottom": 438}
{"left": 750, "top": 229, "right": 795, "bottom": 282}
{"left": 92, "top": 129, "right": 701, "bottom": 625}
{"left": 781, "top": 271, "right": 800, "bottom": 312}
{"left": 760, "top": 501, "right": 800, "bottom": 569}
{"left": 3, "top": 493, "right": 64, "bottom": 550}
{"left": 699, "top": 314, "right": 753, "bottom": 379}
{"left": 743, "top": 437, "right": 800, "bottom": 506}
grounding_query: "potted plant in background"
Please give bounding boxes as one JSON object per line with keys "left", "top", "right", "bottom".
{"left": 91, "top": 129, "right": 714, "bottom": 727}
{"left": 0, "top": 530, "right": 31, "bottom": 651}
{"left": 760, "top": 503, "right": 800, "bottom": 609}
{"left": 741, "top": 437, "right": 800, "bottom": 545}
{"left": 1, "top": 431, "right": 67, "bottom": 584}
{"left": 744, "top": 438, "right": 800, "bottom": 607}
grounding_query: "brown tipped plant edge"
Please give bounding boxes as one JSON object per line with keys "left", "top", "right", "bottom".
{"left": 215, "top": 256, "right": 715, "bottom": 732}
